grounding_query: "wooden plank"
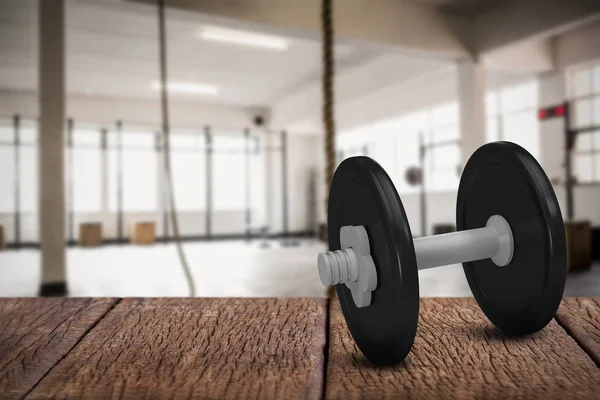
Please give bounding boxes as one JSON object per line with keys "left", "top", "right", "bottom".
{"left": 326, "top": 298, "right": 600, "bottom": 399}
{"left": 0, "top": 298, "right": 118, "bottom": 400}
{"left": 27, "top": 298, "right": 328, "bottom": 399}
{"left": 556, "top": 298, "right": 600, "bottom": 366}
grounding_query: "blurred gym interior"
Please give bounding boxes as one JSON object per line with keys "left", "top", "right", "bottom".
{"left": 0, "top": 0, "right": 599, "bottom": 298}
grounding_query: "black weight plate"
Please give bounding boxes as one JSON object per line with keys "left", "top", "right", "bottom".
{"left": 328, "top": 156, "right": 419, "bottom": 365}
{"left": 457, "top": 142, "right": 566, "bottom": 336}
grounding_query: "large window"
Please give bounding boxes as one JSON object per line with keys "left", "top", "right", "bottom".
{"left": 108, "top": 129, "right": 158, "bottom": 212}
{"left": 336, "top": 126, "right": 371, "bottom": 166}
{"left": 337, "top": 102, "right": 460, "bottom": 193}
{"left": 19, "top": 121, "right": 38, "bottom": 215}
{"left": 107, "top": 129, "right": 120, "bottom": 212}
{"left": 168, "top": 132, "right": 206, "bottom": 211}
{"left": 0, "top": 116, "right": 276, "bottom": 243}
{"left": 0, "top": 119, "right": 15, "bottom": 213}
{"left": 426, "top": 102, "right": 460, "bottom": 192}
{"left": 250, "top": 134, "right": 266, "bottom": 226}
{"left": 70, "top": 127, "right": 102, "bottom": 212}
{"left": 569, "top": 63, "right": 600, "bottom": 183}
{"left": 212, "top": 134, "right": 246, "bottom": 211}
{"left": 0, "top": 117, "right": 39, "bottom": 243}
{"left": 486, "top": 81, "right": 540, "bottom": 159}
{"left": 393, "top": 113, "right": 422, "bottom": 194}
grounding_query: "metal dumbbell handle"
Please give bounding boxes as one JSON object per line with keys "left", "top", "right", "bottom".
{"left": 414, "top": 215, "right": 514, "bottom": 270}
{"left": 319, "top": 215, "right": 514, "bottom": 287}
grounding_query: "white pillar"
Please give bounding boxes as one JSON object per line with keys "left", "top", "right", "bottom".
{"left": 458, "top": 60, "right": 486, "bottom": 166}
{"left": 38, "top": 0, "right": 67, "bottom": 296}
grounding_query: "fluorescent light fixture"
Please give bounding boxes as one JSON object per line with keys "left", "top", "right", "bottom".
{"left": 152, "top": 81, "right": 218, "bottom": 95}
{"left": 199, "top": 26, "right": 288, "bottom": 50}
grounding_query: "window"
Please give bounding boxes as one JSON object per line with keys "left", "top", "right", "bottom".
{"left": 212, "top": 134, "right": 245, "bottom": 211}
{"left": 19, "top": 122, "right": 38, "bottom": 214}
{"left": 426, "top": 102, "right": 460, "bottom": 192}
{"left": 0, "top": 119, "right": 15, "bottom": 213}
{"left": 250, "top": 134, "right": 266, "bottom": 226}
{"left": 107, "top": 130, "right": 120, "bottom": 212}
{"left": 336, "top": 127, "right": 370, "bottom": 166}
{"left": 336, "top": 103, "right": 460, "bottom": 194}
{"left": 168, "top": 132, "right": 206, "bottom": 211}
{"left": 0, "top": 118, "right": 39, "bottom": 241}
{"left": 108, "top": 129, "right": 158, "bottom": 212}
{"left": 569, "top": 63, "right": 600, "bottom": 183}
{"left": 393, "top": 128, "right": 420, "bottom": 194}
{"left": 369, "top": 119, "right": 396, "bottom": 175}
{"left": 486, "top": 81, "right": 540, "bottom": 159}
{"left": 70, "top": 128, "right": 102, "bottom": 212}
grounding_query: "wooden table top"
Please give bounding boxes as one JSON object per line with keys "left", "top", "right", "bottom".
{"left": 0, "top": 297, "right": 598, "bottom": 399}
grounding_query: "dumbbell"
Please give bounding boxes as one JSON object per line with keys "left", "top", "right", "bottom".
{"left": 316, "top": 141, "right": 566, "bottom": 366}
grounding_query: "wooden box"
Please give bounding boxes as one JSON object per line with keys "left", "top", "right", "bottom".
{"left": 79, "top": 223, "right": 103, "bottom": 247}
{"left": 0, "top": 224, "right": 5, "bottom": 250}
{"left": 565, "top": 221, "right": 592, "bottom": 271}
{"left": 131, "top": 221, "right": 156, "bottom": 245}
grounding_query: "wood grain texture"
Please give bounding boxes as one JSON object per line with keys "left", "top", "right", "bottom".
{"left": 556, "top": 298, "right": 600, "bottom": 366}
{"left": 27, "top": 298, "right": 327, "bottom": 399}
{"left": 0, "top": 298, "right": 118, "bottom": 400}
{"left": 326, "top": 298, "right": 600, "bottom": 400}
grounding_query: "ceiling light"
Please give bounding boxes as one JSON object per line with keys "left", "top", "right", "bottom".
{"left": 151, "top": 81, "right": 218, "bottom": 95}
{"left": 199, "top": 26, "right": 288, "bottom": 50}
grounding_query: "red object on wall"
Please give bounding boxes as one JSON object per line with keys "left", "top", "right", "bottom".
{"left": 554, "top": 105, "right": 566, "bottom": 116}
{"left": 538, "top": 103, "right": 569, "bottom": 120}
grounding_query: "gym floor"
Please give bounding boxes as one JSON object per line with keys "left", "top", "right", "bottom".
{"left": 0, "top": 240, "right": 598, "bottom": 298}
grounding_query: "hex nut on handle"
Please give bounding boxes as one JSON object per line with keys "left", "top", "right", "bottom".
{"left": 317, "top": 225, "right": 377, "bottom": 308}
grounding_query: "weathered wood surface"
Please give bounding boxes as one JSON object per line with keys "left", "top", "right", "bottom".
{"left": 27, "top": 298, "right": 327, "bottom": 399}
{"left": 326, "top": 298, "right": 600, "bottom": 399}
{"left": 0, "top": 298, "right": 118, "bottom": 400}
{"left": 556, "top": 297, "right": 600, "bottom": 366}
{"left": 1, "top": 297, "right": 599, "bottom": 399}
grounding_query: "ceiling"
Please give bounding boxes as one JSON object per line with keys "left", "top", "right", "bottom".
{"left": 0, "top": 0, "right": 452, "bottom": 110}
{"left": 410, "top": 0, "right": 513, "bottom": 17}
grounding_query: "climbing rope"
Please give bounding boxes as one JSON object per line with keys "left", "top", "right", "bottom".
{"left": 321, "top": 0, "right": 336, "bottom": 298}
{"left": 158, "top": 0, "right": 196, "bottom": 297}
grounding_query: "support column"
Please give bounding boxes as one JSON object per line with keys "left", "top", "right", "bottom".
{"left": 38, "top": 0, "right": 67, "bottom": 296}
{"left": 458, "top": 59, "right": 486, "bottom": 167}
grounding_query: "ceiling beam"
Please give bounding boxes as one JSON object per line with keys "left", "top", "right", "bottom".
{"left": 270, "top": 54, "right": 449, "bottom": 131}
{"left": 482, "top": 38, "right": 554, "bottom": 74}
{"left": 130, "top": 0, "right": 470, "bottom": 60}
{"left": 475, "top": 0, "right": 600, "bottom": 53}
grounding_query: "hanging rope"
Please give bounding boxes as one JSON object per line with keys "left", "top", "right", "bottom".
{"left": 158, "top": 0, "right": 196, "bottom": 297}
{"left": 321, "top": 0, "right": 336, "bottom": 298}
{"left": 322, "top": 0, "right": 336, "bottom": 202}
